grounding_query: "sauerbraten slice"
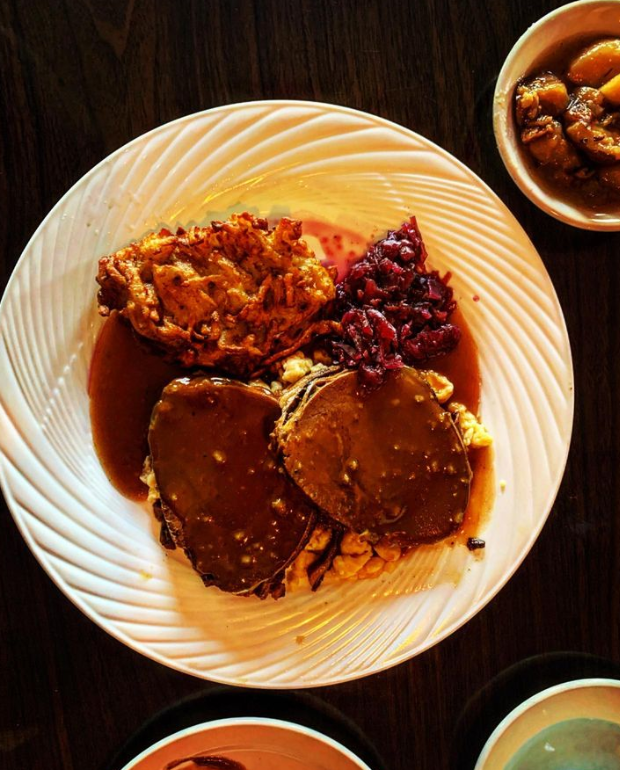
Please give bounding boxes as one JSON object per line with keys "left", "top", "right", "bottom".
{"left": 276, "top": 366, "right": 471, "bottom": 546}
{"left": 148, "top": 377, "right": 315, "bottom": 597}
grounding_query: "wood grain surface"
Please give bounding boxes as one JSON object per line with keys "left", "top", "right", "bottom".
{"left": 1, "top": 1, "right": 619, "bottom": 769}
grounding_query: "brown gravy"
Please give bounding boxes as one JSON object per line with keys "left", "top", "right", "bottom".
{"left": 431, "top": 307, "right": 495, "bottom": 540}
{"left": 89, "top": 304, "right": 493, "bottom": 541}
{"left": 89, "top": 312, "right": 185, "bottom": 500}
{"left": 432, "top": 306, "right": 480, "bottom": 414}
{"left": 459, "top": 441, "right": 494, "bottom": 543}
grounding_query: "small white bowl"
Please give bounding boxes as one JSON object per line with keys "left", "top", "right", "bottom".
{"left": 475, "top": 678, "right": 620, "bottom": 769}
{"left": 120, "top": 717, "right": 374, "bottom": 770}
{"left": 493, "top": 0, "right": 620, "bottom": 230}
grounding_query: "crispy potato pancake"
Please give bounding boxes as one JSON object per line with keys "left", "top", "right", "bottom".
{"left": 97, "top": 213, "right": 337, "bottom": 375}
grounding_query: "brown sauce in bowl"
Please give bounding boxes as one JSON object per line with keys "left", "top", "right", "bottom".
{"left": 166, "top": 757, "right": 246, "bottom": 770}
{"left": 514, "top": 35, "right": 620, "bottom": 211}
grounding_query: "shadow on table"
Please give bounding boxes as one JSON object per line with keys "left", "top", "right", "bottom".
{"left": 451, "top": 651, "right": 620, "bottom": 770}
{"left": 102, "top": 687, "right": 387, "bottom": 770}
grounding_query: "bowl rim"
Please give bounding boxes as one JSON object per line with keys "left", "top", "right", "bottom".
{"left": 474, "top": 677, "right": 620, "bottom": 769}
{"left": 119, "top": 716, "right": 374, "bottom": 770}
{"left": 493, "top": 0, "right": 620, "bottom": 231}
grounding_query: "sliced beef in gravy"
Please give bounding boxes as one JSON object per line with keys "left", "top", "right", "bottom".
{"left": 148, "top": 377, "right": 315, "bottom": 596}
{"left": 276, "top": 367, "right": 471, "bottom": 546}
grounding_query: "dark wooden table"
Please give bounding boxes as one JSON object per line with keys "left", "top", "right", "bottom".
{"left": 1, "top": 1, "right": 620, "bottom": 768}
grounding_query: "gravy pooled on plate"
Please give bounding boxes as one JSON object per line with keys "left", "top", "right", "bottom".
{"left": 88, "top": 312, "right": 185, "bottom": 500}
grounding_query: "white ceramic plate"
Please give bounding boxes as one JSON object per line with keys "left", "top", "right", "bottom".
{"left": 120, "top": 717, "right": 373, "bottom": 770}
{"left": 0, "top": 101, "right": 573, "bottom": 687}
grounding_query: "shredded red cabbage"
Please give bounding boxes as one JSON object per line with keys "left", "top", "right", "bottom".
{"left": 332, "top": 217, "right": 460, "bottom": 388}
